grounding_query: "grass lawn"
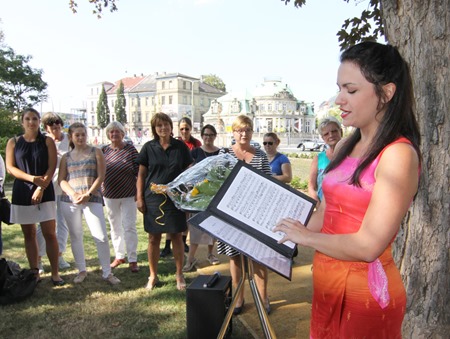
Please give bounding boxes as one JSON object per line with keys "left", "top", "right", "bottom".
{"left": 0, "top": 156, "right": 312, "bottom": 338}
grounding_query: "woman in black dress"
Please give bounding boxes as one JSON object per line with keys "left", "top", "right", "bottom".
{"left": 136, "top": 113, "right": 193, "bottom": 291}
{"left": 5, "top": 108, "right": 64, "bottom": 285}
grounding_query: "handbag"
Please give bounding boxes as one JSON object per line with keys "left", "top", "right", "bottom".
{"left": 0, "top": 187, "right": 12, "bottom": 225}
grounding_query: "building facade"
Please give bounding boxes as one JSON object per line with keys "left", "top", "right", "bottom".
{"left": 203, "top": 77, "right": 316, "bottom": 137}
{"left": 85, "top": 73, "right": 225, "bottom": 143}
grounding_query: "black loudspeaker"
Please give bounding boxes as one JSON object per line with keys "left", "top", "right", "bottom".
{"left": 186, "top": 274, "right": 232, "bottom": 339}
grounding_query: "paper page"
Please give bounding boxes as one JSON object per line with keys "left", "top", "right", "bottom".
{"left": 216, "top": 166, "right": 314, "bottom": 249}
{"left": 198, "top": 215, "right": 292, "bottom": 279}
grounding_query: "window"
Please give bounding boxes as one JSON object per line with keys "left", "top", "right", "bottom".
{"left": 183, "top": 81, "right": 187, "bottom": 90}
{"left": 138, "top": 113, "right": 141, "bottom": 123}
{"left": 169, "top": 80, "right": 173, "bottom": 89}
{"left": 183, "top": 96, "right": 187, "bottom": 104}
{"left": 268, "top": 104, "right": 272, "bottom": 111}
{"left": 169, "top": 95, "right": 173, "bottom": 105}
{"left": 162, "top": 81, "right": 165, "bottom": 90}
{"left": 283, "top": 103, "right": 287, "bottom": 111}
{"left": 91, "top": 115, "right": 95, "bottom": 125}
{"left": 131, "top": 98, "right": 135, "bottom": 106}
{"left": 161, "top": 96, "right": 165, "bottom": 105}
{"left": 145, "top": 97, "right": 148, "bottom": 106}
{"left": 260, "top": 104, "right": 265, "bottom": 112}
{"left": 200, "top": 97, "right": 204, "bottom": 106}
{"left": 152, "top": 96, "right": 155, "bottom": 105}
{"left": 145, "top": 112, "right": 149, "bottom": 122}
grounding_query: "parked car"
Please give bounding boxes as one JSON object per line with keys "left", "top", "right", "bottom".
{"left": 231, "top": 138, "right": 261, "bottom": 149}
{"left": 124, "top": 136, "right": 134, "bottom": 145}
{"left": 297, "top": 139, "right": 325, "bottom": 151}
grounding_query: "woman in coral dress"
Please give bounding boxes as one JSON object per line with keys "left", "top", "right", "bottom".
{"left": 275, "top": 41, "right": 421, "bottom": 338}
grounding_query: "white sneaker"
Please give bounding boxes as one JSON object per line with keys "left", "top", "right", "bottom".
{"left": 58, "top": 257, "right": 71, "bottom": 269}
{"left": 38, "top": 261, "right": 45, "bottom": 275}
{"left": 73, "top": 272, "right": 87, "bottom": 284}
{"left": 104, "top": 273, "right": 121, "bottom": 285}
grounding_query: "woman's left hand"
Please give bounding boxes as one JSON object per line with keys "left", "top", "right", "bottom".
{"left": 273, "top": 217, "right": 309, "bottom": 246}
{"left": 31, "top": 188, "right": 44, "bottom": 205}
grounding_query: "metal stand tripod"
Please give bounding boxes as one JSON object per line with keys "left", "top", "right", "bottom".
{"left": 217, "top": 255, "right": 276, "bottom": 339}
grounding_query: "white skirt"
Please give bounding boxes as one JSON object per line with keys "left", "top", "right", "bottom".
{"left": 188, "top": 224, "right": 214, "bottom": 245}
{"left": 10, "top": 201, "right": 56, "bottom": 224}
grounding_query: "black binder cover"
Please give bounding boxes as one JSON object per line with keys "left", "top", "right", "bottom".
{"left": 189, "top": 161, "right": 316, "bottom": 280}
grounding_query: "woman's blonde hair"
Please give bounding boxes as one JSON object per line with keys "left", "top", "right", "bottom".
{"left": 232, "top": 115, "right": 253, "bottom": 131}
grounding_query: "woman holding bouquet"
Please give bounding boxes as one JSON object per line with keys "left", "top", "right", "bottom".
{"left": 137, "top": 113, "right": 193, "bottom": 291}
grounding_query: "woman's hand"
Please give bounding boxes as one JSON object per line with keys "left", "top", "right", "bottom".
{"left": 31, "top": 187, "right": 45, "bottom": 205}
{"left": 32, "top": 175, "right": 49, "bottom": 189}
{"left": 136, "top": 198, "right": 146, "bottom": 214}
{"left": 70, "top": 192, "right": 85, "bottom": 204}
{"left": 273, "top": 217, "right": 310, "bottom": 246}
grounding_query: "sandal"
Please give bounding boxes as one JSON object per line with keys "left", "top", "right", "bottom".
{"left": 176, "top": 274, "right": 186, "bottom": 291}
{"left": 182, "top": 258, "right": 198, "bottom": 272}
{"left": 145, "top": 276, "right": 159, "bottom": 291}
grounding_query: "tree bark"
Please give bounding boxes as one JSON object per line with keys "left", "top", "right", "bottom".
{"left": 381, "top": 0, "right": 450, "bottom": 337}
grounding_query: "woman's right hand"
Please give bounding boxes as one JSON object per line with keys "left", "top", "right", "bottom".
{"left": 71, "top": 192, "right": 85, "bottom": 204}
{"left": 32, "top": 175, "right": 48, "bottom": 189}
{"left": 136, "top": 198, "right": 146, "bottom": 214}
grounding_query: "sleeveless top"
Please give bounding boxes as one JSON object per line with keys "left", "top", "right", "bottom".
{"left": 60, "top": 147, "right": 102, "bottom": 204}
{"left": 310, "top": 137, "right": 415, "bottom": 338}
{"left": 316, "top": 151, "right": 330, "bottom": 201}
{"left": 12, "top": 135, "right": 55, "bottom": 205}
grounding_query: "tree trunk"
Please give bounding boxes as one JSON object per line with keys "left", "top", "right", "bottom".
{"left": 381, "top": 0, "right": 450, "bottom": 337}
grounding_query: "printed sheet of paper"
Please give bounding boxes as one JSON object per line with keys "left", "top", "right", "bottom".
{"left": 197, "top": 214, "right": 292, "bottom": 279}
{"left": 216, "top": 166, "right": 314, "bottom": 249}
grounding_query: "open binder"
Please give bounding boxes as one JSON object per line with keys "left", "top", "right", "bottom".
{"left": 189, "top": 161, "right": 316, "bottom": 280}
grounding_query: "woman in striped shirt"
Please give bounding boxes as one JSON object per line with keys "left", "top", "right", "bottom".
{"left": 102, "top": 122, "right": 139, "bottom": 273}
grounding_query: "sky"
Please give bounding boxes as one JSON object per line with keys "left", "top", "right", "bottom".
{"left": 0, "top": 0, "right": 369, "bottom": 113}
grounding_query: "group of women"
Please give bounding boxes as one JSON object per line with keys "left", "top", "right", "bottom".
{"left": 1, "top": 41, "right": 421, "bottom": 337}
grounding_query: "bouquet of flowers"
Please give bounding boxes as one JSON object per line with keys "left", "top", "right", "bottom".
{"left": 162, "top": 153, "right": 237, "bottom": 212}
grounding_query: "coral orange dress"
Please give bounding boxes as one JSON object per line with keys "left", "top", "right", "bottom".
{"left": 310, "top": 138, "right": 414, "bottom": 338}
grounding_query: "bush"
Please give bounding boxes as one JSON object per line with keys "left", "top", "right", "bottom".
{"left": 290, "top": 176, "right": 308, "bottom": 191}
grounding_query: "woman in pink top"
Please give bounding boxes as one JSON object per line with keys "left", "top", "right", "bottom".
{"left": 275, "top": 42, "right": 421, "bottom": 338}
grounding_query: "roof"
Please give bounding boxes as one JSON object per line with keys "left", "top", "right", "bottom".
{"left": 252, "top": 77, "right": 296, "bottom": 99}
{"left": 106, "top": 76, "right": 146, "bottom": 94}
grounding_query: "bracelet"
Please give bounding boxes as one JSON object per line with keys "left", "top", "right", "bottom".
{"left": 36, "top": 186, "right": 44, "bottom": 191}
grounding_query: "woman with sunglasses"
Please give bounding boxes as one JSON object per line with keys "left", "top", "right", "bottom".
{"left": 219, "top": 115, "right": 272, "bottom": 315}
{"left": 183, "top": 124, "right": 221, "bottom": 272}
{"left": 308, "top": 116, "right": 343, "bottom": 205}
{"left": 5, "top": 108, "right": 64, "bottom": 285}
{"left": 160, "top": 117, "right": 201, "bottom": 258}
{"left": 263, "top": 132, "right": 292, "bottom": 184}
{"left": 36, "top": 112, "right": 71, "bottom": 274}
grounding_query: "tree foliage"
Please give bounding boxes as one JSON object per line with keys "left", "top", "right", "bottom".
{"left": 114, "top": 81, "right": 127, "bottom": 124}
{"left": 96, "top": 86, "right": 110, "bottom": 128}
{"left": 69, "top": 0, "right": 118, "bottom": 18}
{"left": 283, "top": 0, "right": 383, "bottom": 50}
{"left": 202, "top": 74, "right": 226, "bottom": 92}
{"left": 0, "top": 47, "right": 48, "bottom": 114}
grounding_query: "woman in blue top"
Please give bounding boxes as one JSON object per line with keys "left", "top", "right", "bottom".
{"left": 308, "top": 116, "right": 343, "bottom": 204}
{"left": 263, "top": 132, "right": 292, "bottom": 184}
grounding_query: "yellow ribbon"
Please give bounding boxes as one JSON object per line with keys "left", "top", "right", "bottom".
{"left": 150, "top": 183, "right": 168, "bottom": 225}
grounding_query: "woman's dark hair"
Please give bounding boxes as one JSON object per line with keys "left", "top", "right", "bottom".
{"left": 263, "top": 132, "right": 280, "bottom": 144}
{"left": 41, "top": 112, "right": 64, "bottom": 127}
{"left": 179, "top": 116, "right": 198, "bottom": 144}
{"left": 201, "top": 124, "right": 217, "bottom": 136}
{"left": 151, "top": 112, "right": 173, "bottom": 140}
{"left": 326, "top": 41, "right": 421, "bottom": 186}
{"left": 67, "top": 122, "right": 87, "bottom": 150}
{"left": 21, "top": 108, "right": 46, "bottom": 143}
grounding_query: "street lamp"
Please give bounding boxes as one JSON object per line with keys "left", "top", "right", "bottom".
{"left": 186, "top": 78, "right": 200, "bottom": 129}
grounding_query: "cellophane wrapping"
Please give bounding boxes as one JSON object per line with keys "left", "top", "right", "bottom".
{"left": 165, "top": 153, "right": 237, "bottom": 212}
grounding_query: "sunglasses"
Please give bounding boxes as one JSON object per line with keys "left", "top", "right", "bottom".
{"left": 263, "top": 141, "right": 274, "bottom": 146}
{"left": 180, "top": 128, "right": 190, "bottom": 131}
{"left": 202, "top": 133, "right": 215, "bottom": 137}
